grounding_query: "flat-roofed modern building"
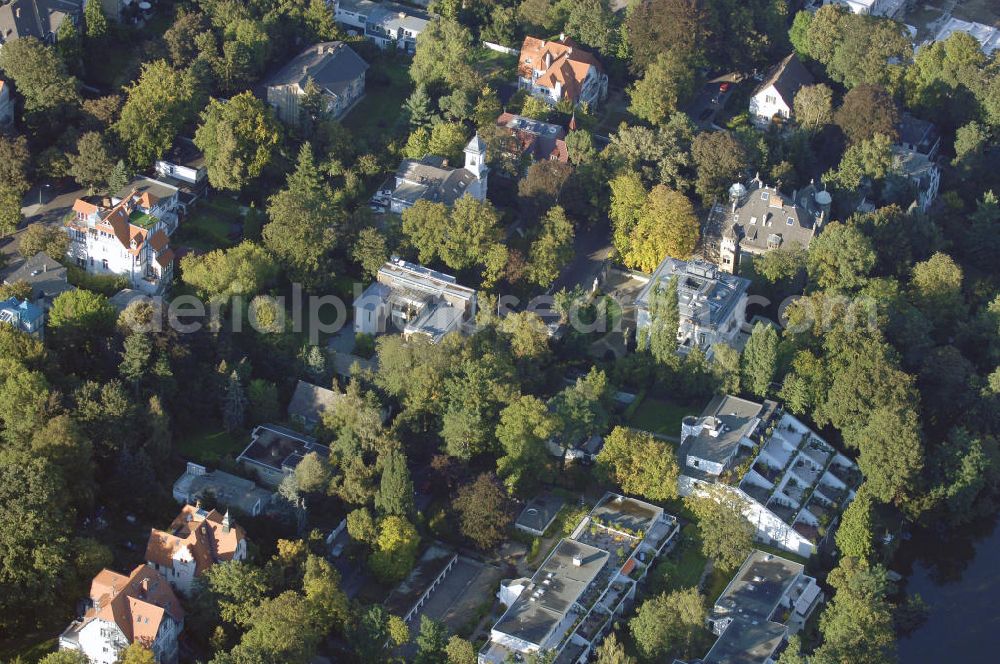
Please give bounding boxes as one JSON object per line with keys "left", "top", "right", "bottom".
{"left": 480, "top": 493, "right": 680, "bottom": 664}
{"left": 236, "top": 424, "right": 331, "bottom": 488}
{"left": 354, "top": 258, "right": 477, "bottom": 342}
{"left": 677, "top": 395, "right": 862, "bottom": 557}
{"left": 172, "top": 462, "right": 272, "bottom": 517}
{"left": 634, "top": 258, "right": 749, "bottom": 358}
{"left": 674, "top": 549, "right": 823, "bottom": 664}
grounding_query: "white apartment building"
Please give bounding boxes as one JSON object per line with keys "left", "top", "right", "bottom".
{"left": 480, "top": 494, "right": 680, "bottom": 664}
{"left": 677, "top": 395, "right": 861, "bottom": 557}
{"left": 354, "top": 258, "right": 477, "bottom": 342}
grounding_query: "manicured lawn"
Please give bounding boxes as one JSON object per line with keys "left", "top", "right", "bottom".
{"left": 177, "top": 422, "right": 244, "bottom": 464}
{"left": 648, "top": 525, "right": 708, "bottom": 595}
{"left": 176, "top": 197, "right": 244, "bottom": 251}
{"left": 343, "top": 59, "right": 412, "bottom": 149}
{"left": 627, "top": 396, "right": 694, "bottom": 438}
{"left": 471, "top": 48, "right": 517, "bottom": 80}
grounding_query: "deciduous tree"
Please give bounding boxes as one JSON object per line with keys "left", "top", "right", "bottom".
{"left": 117, "top": 60, "right": 195, "bottom": 168}
{"left": 741, "top": 322, "right": 779, "bottom": 397}
{"left": 263, "top": 144, "right": 340, "bottom": 287}
{"left": 629, "top": 50, "right": 697, "bottom": 126}
{"left": 596, "top": 427, "right": 679, "bottom": 501}
{"left": 369, "top": 515, "right": 420, "bottom": 583}
{"left": 453, "top": 473, "right": 511, "bottom": 550}
{"left": 685, "top": 484, "right": 754, "bottom": 571}
{"left": 196, "top": 92, "right": 281, "bottom": 191}
{"left": 495, "top": 395, "right": 556, "bottom": 495}
{"left": 528, "top": 205, "right": 575, "bottom": 286}
{"left": 629, "top": 588, "right": 705, "bottom": 660}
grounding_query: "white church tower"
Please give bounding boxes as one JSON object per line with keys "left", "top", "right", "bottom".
{"left": 463, "top": 133, "right": 489, "bottom": 201}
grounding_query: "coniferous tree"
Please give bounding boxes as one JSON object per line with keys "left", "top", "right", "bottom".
{"left": 742, "top": 322, "right": 779, "bottom": 398}
{"left": 641, "top": 276, "right": 679, "bottom": 364}
{"left": 223, "top": 371, "right": 247, "bottom": 432}
{"left": 108, "top": 160, "right": 129, "bottom": 195}
{"left": 374, "top": 448, "right": 414, "bottom": 517}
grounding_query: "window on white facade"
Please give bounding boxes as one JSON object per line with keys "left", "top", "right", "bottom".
{"left": 765, "top": 94, "right": 776, "bottom": 105}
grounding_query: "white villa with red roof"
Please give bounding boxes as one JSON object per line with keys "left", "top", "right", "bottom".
{"left": 517, "top": 36, "right": 607, "bottom": 108}
{"left": 59, "top": 564, "right": 184, "bottom": 664}
{"left": 144, "top": 505, "right": 248, "bottom": 596}
{"left": 65, "top": 178, "right": 179, "bottom": 294}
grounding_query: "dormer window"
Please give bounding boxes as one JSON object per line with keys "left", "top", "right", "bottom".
{"left": 760, "top": 192, "right": 770, "bottom": 201}
{"left": 786, "top": 217, "right": 794, "bottom": 226}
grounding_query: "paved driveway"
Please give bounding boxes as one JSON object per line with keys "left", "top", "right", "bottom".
{"left": 2, "top": 181, "right": 87, "bottom": 279}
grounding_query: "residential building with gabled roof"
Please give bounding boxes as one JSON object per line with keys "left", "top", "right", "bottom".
{"left": 59, "top": 564, "right": 184, "bottom": 664}
{"left": 677, "top": 395, "right": 862, "bottom": 557}
{"left": 4, "top": 252, "right": 74, "bottom": 308}
{"left": 711, "top": 176, "right": 832, "bottom": 274}
{"left": 517, "top": 35, "right": 608, "bottom": 108}
{"left": 749, "top": 53, "right": 814, "bottom": 126}
{"left": 144, "top": 504, "right": 248, "bottom": 596}
{"left": 65, "top": 180, "right": 179, "bottom": 294}
{"left": 288, "top": 379, "right": 344, "bottom": 431}
{"left": 265, "top": 41, "right": 369, "bottom": 125}
{"left": 0, "top": 0, "right": 80, "bottom": 47}
{"left": 379, "top": 134, "right": 489, "bottom": 213}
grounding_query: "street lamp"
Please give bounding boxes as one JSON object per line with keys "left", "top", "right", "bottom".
{"left": 38, "top": 183, "right": 51, "bottom": 206}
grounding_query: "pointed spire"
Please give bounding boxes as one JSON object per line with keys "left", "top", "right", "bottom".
{"left": 222, "top": 510, "right": 231, "bottom": 533}
{"left": 569, "top": 111, "right": 577, "bottom": 132}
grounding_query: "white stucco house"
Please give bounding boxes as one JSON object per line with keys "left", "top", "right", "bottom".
{"left": 517, "top": 35, "right": 607, "bottom": 108}
{"left": 676, "top": 395, "right": 861, "bottom": 557}
{"left": 59, "top": 564, "right": 184, "bottom": 664}
{"left": 749, "top": 53, "right": 815, "bottom": 127}
{"left": 144, "top": 505, "right": 248, "bottom": 596}
{"left": 65, "top": 178, "right": 180, "bottom": 294}
{"left": 634, "top": 258, "right": 750, "bottom": 359}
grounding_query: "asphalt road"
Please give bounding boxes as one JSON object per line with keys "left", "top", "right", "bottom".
{"left": 1, "top": 181, "right": 87, "bottom": 279}
{"left": 547, "top": 219, "right": 613, "bottom": 296}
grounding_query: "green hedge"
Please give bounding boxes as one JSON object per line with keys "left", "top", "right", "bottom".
{"left": 66, "top": 266, "right": 129, "bottom": 296}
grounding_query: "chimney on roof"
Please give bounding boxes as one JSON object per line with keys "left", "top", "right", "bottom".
{"left": 559, "top": 33, "right": 565, "bottom": 42}
{"left": 222, "top": 510, "right": 231, "bottom": 534}
{"left": 141, "top": 578, "right": 149, "bottom": 593}
{"left": 572, "top": 554, "right": 583, "bottom": 567}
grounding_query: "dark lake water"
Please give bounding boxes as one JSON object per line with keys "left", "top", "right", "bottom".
{"left": 898, "top": 514, "right": 1000, "bottom": 662}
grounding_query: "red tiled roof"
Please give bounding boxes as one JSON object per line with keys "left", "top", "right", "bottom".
{"left": 85, "top": 565, "right": 183, "bottom": 645}
{"left": 155, "top": 248, "right": 175, "bottom": 269}
{"left": 149, "top": 230, "right": 168, "bottom": 252}
{"left": 518, "top": 36, "right": 602, "bottom": 103}
{"left": 145, "top": 506, "right": 244, "bottom": 576}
